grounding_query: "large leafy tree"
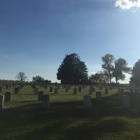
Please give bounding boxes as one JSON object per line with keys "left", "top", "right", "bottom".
{"left": 57, "top": 53, "right": 88, "bottom": 84}
{"left": 130, "top": 59, "right": 140, "bottom": 85}
{"left": 102, "top": 54, "right": 114, "bottom": 84}
{"left": 113, "top": 58, "right": 131, "bottom": 84}
{"left": 15, "top": 72, "right": 27, "bottom": 82}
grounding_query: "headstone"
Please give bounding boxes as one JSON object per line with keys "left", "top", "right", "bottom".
{"left": 38, "top": 91, "right": 44, "bottom": 101}
{"left": 41, "top": 95, "right": 50, "bottom": 109}
{"left": 122, "top": 95, "right": 130, "bottom": 109}
{"left": 54, "top": 88, "right": 58, "bottom": 94}
{"left": 0, "top": 95, "right": 4, "bottom": 109}
{"left": 73, "top": 88, "right": 77, "bottom": 94}
{"left": 118, "top": 88, "right": 121, "bottom": 93}
{"left": 49, "top": 87, "right": 53, "bottom": 92}
{"left": 121, "top": 89, "right": 124, "bottom": 93}
{"left": 92, "top": 88, "right": 95, "bottom": 92}
{"left": 18, "top": 87, "right": 20, "bottom": 92}
{"left": 14, "top": 88, "right": 19, "bottom": 94}
{"left": 100, "top": 87, "right": 103, "bottom": 90}
{"left": 83, "top": 94, "right": 91, "bottom": 109}
{"left": 6, "top": 85, "right": 9, "bottom": 89}
{"left": 129, "top": 88, "right": 133, "bottom": 92}
{"left": 65, "top": 86, "right": 69, "bottom": 92}
{"left": 135, "top": 89, "right": 138, "bottom": 94}
{"left": 78, "top": 87, "right": 81, "bottom": 92}
{"left": 96, "top": 92, "right": 101, "bottom": 100}
{"left": 89, "top": 88, "right": 92, "bottom": 94}
{"left": 105, "top": 88, "right": 108, "bottom": 94}
{"left": 5, "top": 92, "right": 12, "bottom": 101}
{"left": 118, "top": 92, "right": 123, "bottom": 101}
{"left": 0, "top": 87, "right": 3, "bottom": 92}
{"left": 34, "top": 87, "right": 39, "bottom": 94}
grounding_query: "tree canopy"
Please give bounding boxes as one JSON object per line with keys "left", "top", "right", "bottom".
{"left": 130, "top": 59, "right": 140, "bottom": 85}
{"left": 101, "top": 54, "right": 131, "bottom": 84}
{"left": 113, "top": 58, "right": 131, "bottom": 83}
{"left": 102, "top": 54, "right": 114, "bottom": 84}
{"left": 32, "top": 76, "right": 44, "bottom": 83}
{"left": 57, "top": 53, "right": 88, "bottom": 84}
{"left": 15, "top": 72, "right": 27, "bottom": 82}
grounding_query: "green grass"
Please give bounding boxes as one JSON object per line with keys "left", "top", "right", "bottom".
{"left": 0, "top": 85, "right": 140, "bottom": 140}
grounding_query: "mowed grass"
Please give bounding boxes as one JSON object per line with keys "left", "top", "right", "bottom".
{"left": 1, "top": 85, "right": 140, "bottom": 140}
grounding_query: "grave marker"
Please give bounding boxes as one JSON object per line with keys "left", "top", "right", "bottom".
{"left": 41, "top": 95, "right": 50, "bottom": 109}
{"left": 83, "top": 94, "right": 91, "bottom": 109}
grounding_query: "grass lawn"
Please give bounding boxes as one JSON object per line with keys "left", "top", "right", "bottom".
{"left": 0, "top": 85, "right": 140, "bottom": 140}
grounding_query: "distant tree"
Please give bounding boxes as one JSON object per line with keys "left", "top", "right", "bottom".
{"left": 32, "top": 76, "right": 44, "bottom": 83}
{"left": 57, "top": 53, "right": 88, "bottom": 84}
{"left": 16, "top": 72, "right": 27, "bottom": 82}
{"left": 130, "top": 59, "right": 140, "bottom": 85}
{"left": 102, "top": 54, "right": 114, "bottom": 84}
{"left": 113, "top": 58, "right": 131, "bottom": 84}
{"left": 44, "top": 79, "right": 51, "bottom": 84}
{"left": 98, "top": 71, "right": 110, "bottom": 85}
{"left": 89, "top": 74, "right": 96, "bottom": 84}
{"left": 89, "top": 71, "right": 110, "bottom": 85}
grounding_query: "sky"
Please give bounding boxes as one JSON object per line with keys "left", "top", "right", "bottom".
{"left": 0, "top": 0, "right": 140, "bottom": 83}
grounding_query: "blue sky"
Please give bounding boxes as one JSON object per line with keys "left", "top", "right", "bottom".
{"left": 0, "top": 0, "right": 140, "bottom": 83}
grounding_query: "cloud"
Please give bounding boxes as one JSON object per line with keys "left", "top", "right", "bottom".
{"left": 115, "top": 0, "right": 140, "bottom": 9}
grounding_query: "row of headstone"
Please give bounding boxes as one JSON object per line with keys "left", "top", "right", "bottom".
{"left": 40, "top": 94, "right": 91, "bottom": 109}
{"left": 40, "top": 92, "right": 102, "bottom": 110}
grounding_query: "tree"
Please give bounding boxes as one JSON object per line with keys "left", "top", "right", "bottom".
{"left": 130, "top": 59, "right": 140, "bottom": 85}
{"left": 15, "top": 72, "right": 27, "bottom": 82}
{"left": 113, "top": 58, "right": 131, "bottom": 84}
{"left": 32, "top": 76, "right": 44, "bottom": 83}
{"left": 89, "top": 71, "right": 110, "bottom": 85}
{"left": 57, "top": 53, "right": 88, "bottom": 84}
{"left": 89, "top": 73, "right": 103, "bottom": 84}
{"left": 44, "top": 79, "right": 51, "bottom": 84}
{"left": 102, "top": 54, "right": 114, "bottom": 84}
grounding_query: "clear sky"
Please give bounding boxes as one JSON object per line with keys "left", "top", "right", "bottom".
{"left": 0, "top": 0, "right": 140, "bottom": 83}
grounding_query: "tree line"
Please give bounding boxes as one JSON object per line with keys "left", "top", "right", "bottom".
{"left": 15, "top": 53, "right": 140, "bottom": 86}
{"left": 15, "top": 72, "right": 51, "bottom": 84}
{"left": 57, "top": 53, "right": 139, "bottom": 86}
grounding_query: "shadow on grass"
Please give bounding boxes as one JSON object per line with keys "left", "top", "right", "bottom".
{"left": 0, "top": 92, "right": 140, "bottom": 140}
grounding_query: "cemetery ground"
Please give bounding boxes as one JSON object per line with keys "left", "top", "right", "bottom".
{"left": 1, "top": 85, "right": 140, "bottom": 140}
